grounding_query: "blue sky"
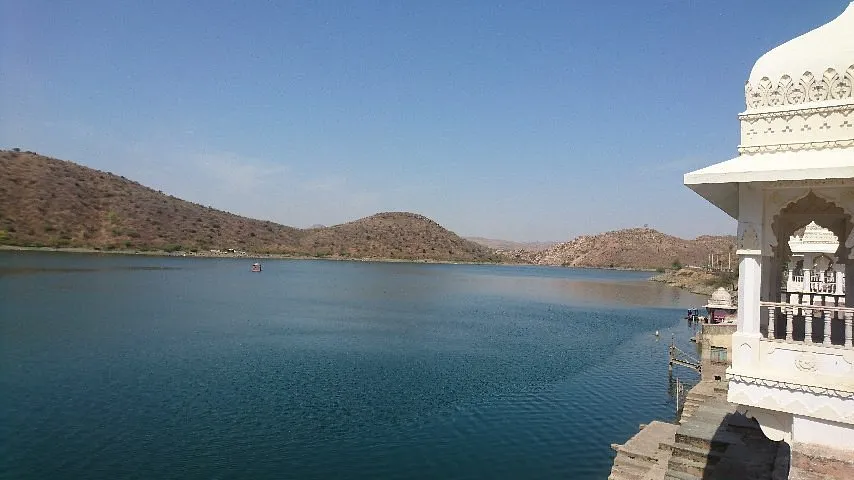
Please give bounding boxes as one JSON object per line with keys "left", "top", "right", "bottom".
{"left": 0, "top": 1, "right": 847, "bottom": 241}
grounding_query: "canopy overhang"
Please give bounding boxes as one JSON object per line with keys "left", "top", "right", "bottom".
{"left": 684, "top": 149, "right": 854, "bottom": 219}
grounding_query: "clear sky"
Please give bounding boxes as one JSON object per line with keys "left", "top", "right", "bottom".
{"left": 0, "top": 1, "right": 847, "bottom": 242}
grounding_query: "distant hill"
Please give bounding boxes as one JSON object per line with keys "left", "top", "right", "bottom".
{"left": 505, "top": 228, "right": 735, "bottom": 270}
{"left": 0, "top": 150, "right": 502, "bottom": 263}
{"left": 465, "top": 237, "right": 557, "bottom": 252}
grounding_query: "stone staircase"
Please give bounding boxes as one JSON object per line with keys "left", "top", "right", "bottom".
{"left": 664, "top": 383, "right": 784, "bottom": 480}
{"left": 677, "top": 381, "right": 720, "bottom": 423}
{"left": 609, "top": 381, "right": 788, "bottom": 480}
{"left": 609, "top": 421, "right": 678, "bottom": 480}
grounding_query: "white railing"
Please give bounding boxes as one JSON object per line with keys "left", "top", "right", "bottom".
{"left": 811, "top": 282, "right": 838, "bottom": 294}
{"left": 761, "top": 301, "right": 854, "bottom": 348}
{"left": 784, "top": 280, "right": 845, "bottom": 295}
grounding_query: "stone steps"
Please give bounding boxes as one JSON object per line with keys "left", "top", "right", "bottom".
{"left": 674, "top": 428, "right": 743, "bottom": 452}
{"left": 609, "top": 421, "right": 678, "bottom": 480}
{"left": 611, "top": 381, "right": 779, "bottom": 480}
{"left": 668, "top": 442, "right": 726, "bottom": 465}
{"left": 668, "top": 455, "right": 711, "bottom": 478}
{"left": 611, "top": 455, "right": 655, "bottom": 479}
{"left": 667, "top": 382, "right": 761, "bottom": 479}
{"left": 664, "top": 470, "right": 702, "bottom": 480}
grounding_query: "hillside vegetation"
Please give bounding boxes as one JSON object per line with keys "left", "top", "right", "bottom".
{"left": 503, "top": 228, "right": 735, "bottom": 271}
{"left": 0, "top": 150, "right": 501, "bottom": 262}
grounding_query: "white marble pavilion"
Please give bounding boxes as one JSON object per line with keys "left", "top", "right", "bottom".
{"left": 685, "top": 2, "right": 854, "bottom": 451}
{"left": 784, "top": 221, "right": 847, "bottom": 296}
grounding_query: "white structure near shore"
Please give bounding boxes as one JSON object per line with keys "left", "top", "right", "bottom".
{"left": 685, "top": 1, "right": 854, "bottom": 455}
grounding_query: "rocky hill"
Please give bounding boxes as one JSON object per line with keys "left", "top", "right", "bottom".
{"left": 298, "top": 212, "right": 501, "bottom": 261}
{"left": 0, "top": 150, "right": 501, "bottom": 262}
{"left": 505, "top": 228, "right": 735, "bottom": 271}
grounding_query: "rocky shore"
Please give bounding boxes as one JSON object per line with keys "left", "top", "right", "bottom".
{"left": 650, "top": 267, "right": 737, "bottom": 297}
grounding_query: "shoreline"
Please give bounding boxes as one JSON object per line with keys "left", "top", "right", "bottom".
{"left": 648, "top": 267, "right": 737, "bottom": 297}
{"left": 0, "top": 245, "right": 508, "bottom": 266}
{"left": 0, "top": 245, "right": 658, "bottom": 273}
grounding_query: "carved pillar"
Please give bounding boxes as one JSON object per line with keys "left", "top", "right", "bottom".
{"left": 823, "top": 308, "right": 832, "bottom": 346}
{"left": 786, "top": 306, "right": 794, "bottom": 341}
{"left": 805, "top": 302, "right": 814, "bottom": 344}
{"left": 767, "top": 305, "right": 776, "bottom": 339}
{"left": 803, "top": 267, "right": 811, "bottom": 293}
{"left": 846, "top": 311, "right": 853, "bottom": 348}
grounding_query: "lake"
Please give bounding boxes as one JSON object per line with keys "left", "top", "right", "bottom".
{"left": 0, "top": 252, "right": 703, "bottom": 479}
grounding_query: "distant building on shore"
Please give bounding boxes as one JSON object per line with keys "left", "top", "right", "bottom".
{"left": 685, "top": 0, "right": 854, "bottom": 468}
{"left": 703, "top": 287, "right": 737, "bottom": 324}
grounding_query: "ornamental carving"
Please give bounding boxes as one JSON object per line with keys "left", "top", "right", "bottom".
{"left": 795, "top": 352, "right": 817, "bottom": 371}
{"left": 745, "top": 66, "right": 854, "bottom": 109}
{"left": 739, "top": 103, "right": 854, "bottom": 120}
{"left": 738, "top": 139, "right": 854, "bottom": 154}
{"left": 739, "top": 224, "right": 760, "bottom": 250}
{"left": 727, "top": 372, "right": 854, "bottom": 399}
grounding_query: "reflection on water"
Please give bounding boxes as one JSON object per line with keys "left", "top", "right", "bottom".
{"left": 547, "top": 278, "right": 698, "bottom": 307}
{"left": 440, "top": 270, "right": 703, "bottom": 309}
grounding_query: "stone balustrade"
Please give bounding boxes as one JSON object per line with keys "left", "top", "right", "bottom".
{"left": 785, "top": 278, "right": 845, "bottom": 295}
{"left": 761, "top": 301, "right": 854, "bottom": 348}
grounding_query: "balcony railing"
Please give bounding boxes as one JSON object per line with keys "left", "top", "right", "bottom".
{"left": 761, "top": 301, "right": 854, "bottom": 348}
{"left": 784, "top": 279, "right": 845, "bottom": 295}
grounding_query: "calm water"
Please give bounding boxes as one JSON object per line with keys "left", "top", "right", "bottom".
{"left": 0, "top": 252, "right": 703, "bottom": 479}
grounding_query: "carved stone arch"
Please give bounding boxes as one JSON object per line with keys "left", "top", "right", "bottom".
{"left": 771, "top": 191, "right": 853, "bottom": 262}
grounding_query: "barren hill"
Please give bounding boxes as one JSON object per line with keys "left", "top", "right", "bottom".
{"left": 0, "top": 150, "right": 500, "bottom": 262}
{"left": 506, "top": 228, "right": 735, "bottom": 270}
{"left": 298, "top": 212, "right": 501, "bottom": 261}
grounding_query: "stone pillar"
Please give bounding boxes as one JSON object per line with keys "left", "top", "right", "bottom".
{"left": 823, "top": 308, "right": 832, "bottom": 346}
{"left": 728, "top": 185, "right": 764, "bottom": 381}
{"left": 846, "top": 311, "right": 853, "bottom": 348}
{"left": 786, "top": 306, "right": 794, "bottom": 341}
{"left": 803, "top": 266, "right": 812, "bottom": 293}
{"left": 739, "top": 253, "right": 763, "bottom": 335}
{"left": 846, "top": 260, "right": 853, "bottom": 304}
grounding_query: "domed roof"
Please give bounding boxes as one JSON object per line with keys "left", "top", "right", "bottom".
{"left": 707, "top": 287, "right": 734, "bottom": 308}
{"left": 745, "top": 2, "right": 854, "bottom": 111}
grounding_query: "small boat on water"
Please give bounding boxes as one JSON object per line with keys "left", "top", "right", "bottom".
{"left": 251, "top": 262, "right": 262, "bottom": 272}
